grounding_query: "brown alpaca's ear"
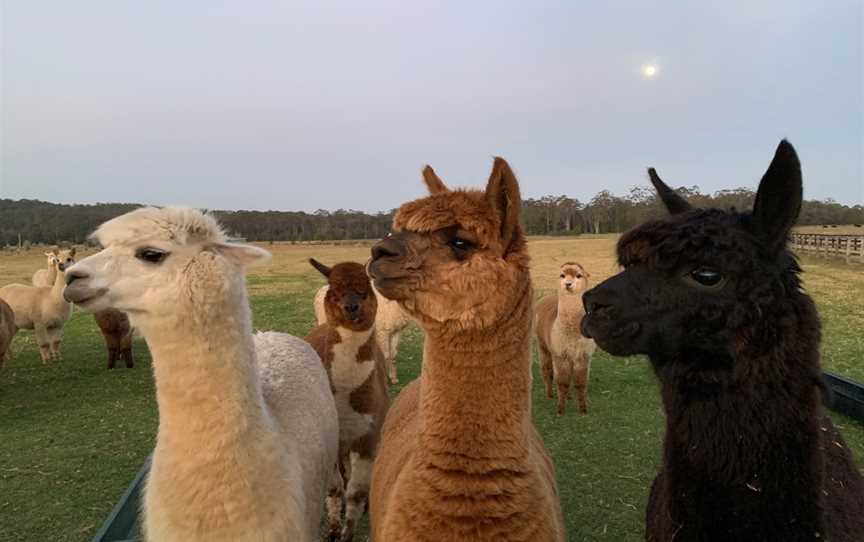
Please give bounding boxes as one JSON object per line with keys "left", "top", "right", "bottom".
{"left": 752, "top": 140, "right": 802, "bottom": 252}
{"left": 69, "top": 247, "right": 76, "bottom": 257}
{"left": 309, "top": 258, "right": 332, "bottom": 278}
{"left": 485, "top": 157, "right": 522, "bottom": 251}
{"left": 422, "top": 165, "right": 448, "bottom": 195}
{"left": 648, "top": 168, "right": 692, "bottom": 215}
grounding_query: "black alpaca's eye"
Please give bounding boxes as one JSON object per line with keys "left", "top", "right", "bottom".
{"left": 136, "top": 248, "right": 169, "bottom": 264}
{"left": 686, "top": 267, "right": 726, "bottom": 289}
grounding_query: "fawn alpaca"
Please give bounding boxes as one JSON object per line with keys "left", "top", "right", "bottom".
{"left": 1, "top": 256, "right": 72, "bottom": 362}
{"left": 535, "top": 262, "right": 596, "bottom": 414}
{"left": 367, "top": 159, "right": 564, "bottom": 541}
{"left": 582, "top": 141, "right": 864, "bottom": 541}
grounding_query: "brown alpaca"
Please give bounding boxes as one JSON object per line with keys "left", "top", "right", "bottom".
{"left": 367, "top": 159, "right": 565, "bottom": 541}
{"left": 304, "top": 259, "right": 389, "bottom": 542}
{"left": 535, "top": 262, "right": 596, "bottom": 415}
{"left": 94, "top": 309, "right": 134, "bottom": 369}
{"left": 0, "top": 298, "right": 16, "bottom": 368}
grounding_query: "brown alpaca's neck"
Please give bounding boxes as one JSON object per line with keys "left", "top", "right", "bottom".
{"left": 417, "top": 278, "right": 534, "bottom": 474}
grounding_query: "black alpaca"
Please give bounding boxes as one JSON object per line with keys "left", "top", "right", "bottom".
{"left": 582, "top": 140, "right": 864, "bottom": 541}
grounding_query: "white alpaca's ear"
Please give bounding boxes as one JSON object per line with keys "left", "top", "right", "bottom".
{"left": 211, "top": 243, "right": 271, "bottom": 267}
{"left": 44, "top": 252, "right": 54, "bottom": 257}
{"left": 422, "top": 165, "right": 448, "bottom": 195}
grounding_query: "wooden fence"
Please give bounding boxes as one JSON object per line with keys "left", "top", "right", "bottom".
{"left": 790, "top": 233, "right": 864, "bottom": 263}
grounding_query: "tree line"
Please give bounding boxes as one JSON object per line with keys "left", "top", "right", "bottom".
{"left": 2, "top": 186, "right": 862, "bottom": 246}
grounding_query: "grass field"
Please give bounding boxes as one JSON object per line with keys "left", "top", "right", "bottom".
{"left": 1, "top": 237, "right": 862, "bottom": 541}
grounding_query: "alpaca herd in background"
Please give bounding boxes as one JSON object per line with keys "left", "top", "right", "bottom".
{"left": 0, "top": 140, "right": 860, "bottom": 541}
{"left": 0, "top": 252, "right": 72, "bottom": 362}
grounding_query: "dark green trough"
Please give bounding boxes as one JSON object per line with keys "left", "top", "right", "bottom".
{"left": 91, "top": 455, "right": 150, "bottom": 542}
{"left": 92, "top": 373, "right": 864, "bottom": 539}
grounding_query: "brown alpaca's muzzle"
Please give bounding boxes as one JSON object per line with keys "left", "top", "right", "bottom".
{"left": 368, "top": 233, "right": 421, "bottom": 301}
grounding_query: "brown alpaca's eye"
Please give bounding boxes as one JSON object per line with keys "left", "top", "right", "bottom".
{"left": 686, "top": 267, "right": 726, "bottom": 289}
{"left": 136, "top": 248, "right": 169, "bottom": 264}
{"left": 448, "top": 237, "right": 474, "bottom": 258}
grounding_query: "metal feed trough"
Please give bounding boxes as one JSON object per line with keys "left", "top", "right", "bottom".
{"left": 92, "top": 373, "right": 864, "bottom": 540}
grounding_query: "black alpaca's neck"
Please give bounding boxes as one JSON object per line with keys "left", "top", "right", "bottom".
{"left": 653, "top": 297, "right": 827, "bottom": 539}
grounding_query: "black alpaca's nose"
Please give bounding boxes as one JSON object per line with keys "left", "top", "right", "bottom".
{"left": 582, "top": 288, "right": 613, "bottom": 315}
{"left": 371, "top": 237, "right": 402, "bottom": 262}
{"left": 65, "top": 269, "right": 89, "bottom": 286}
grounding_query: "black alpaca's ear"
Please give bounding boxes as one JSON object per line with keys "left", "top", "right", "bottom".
{"left": 752, "top": 140, "right": 802, "bottom": 252}
{"left": 422, "top": 165, "right": 448, "bottom": 195}
{"left": 648, "top": 168, "right": 692, "bottom": 215}
{"left": 309, "top": 258, "right": 331, "bottom": 278}
{"left": 485, "top": 157, "right": 522, "bottom": 251}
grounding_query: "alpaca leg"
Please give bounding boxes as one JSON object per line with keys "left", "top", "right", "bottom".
{"left": 34, "top": 324, "right": 50, "bottom": 364}
{"left": 107, "top": 347, "right": 118, "bottom": 369}
{"left": 538, "top": 343, "right": 554, "bottom": 399}
{"left": 574, "top": 353, "right": 591, "bottom": 414}
{"left": 105, "top": 334, "right": 120, "bottom": 369}
{"left": 554, "top": 358, "right": 571, "bottom": 415}
{"left": 326, "top": 463, "right": 345, "bottom": 542}
{"left": 121, "top": 333, "right": 134, "bottom": 368}
{"left": 49, "top": 328, "right": 62, "bottom": 360}
{"left": 342, "top": 451, "right": 372, "bottom": 542}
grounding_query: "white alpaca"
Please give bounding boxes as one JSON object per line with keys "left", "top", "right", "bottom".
{"left": 314, "top": 284, "right": 411, "bottom": 383}
{"left": 0, "top": 257, "right": 72, "bottom": 362}
{"left": 32, "top": 248, "right": 76, "bottom": 287}
{"left": 64, "top": 207, "right": 339, "bottom": 542}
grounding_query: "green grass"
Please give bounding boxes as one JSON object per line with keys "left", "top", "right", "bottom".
{"left": 1, "top": 273, "right": 863, "bottom": 541}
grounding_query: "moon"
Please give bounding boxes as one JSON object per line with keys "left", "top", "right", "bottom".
{"left": 641, "top": 64, "right": 658, "bottom": 78}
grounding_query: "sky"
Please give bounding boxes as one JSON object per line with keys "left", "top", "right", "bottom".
{"left": 1, "top": 1, "right": 862, "bottom": 212}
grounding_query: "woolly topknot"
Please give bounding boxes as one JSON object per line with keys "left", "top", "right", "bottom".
{"left": 93, "top": 207, "right": 227, "bottom": 248}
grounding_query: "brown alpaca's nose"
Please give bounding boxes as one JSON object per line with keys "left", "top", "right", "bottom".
{"left": 371, "top": 237, "right": 403, "bottom": 261}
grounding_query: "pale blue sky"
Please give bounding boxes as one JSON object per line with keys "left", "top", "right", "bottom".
{"left": 1, "top": 1, "right": 861, "bottom": 211}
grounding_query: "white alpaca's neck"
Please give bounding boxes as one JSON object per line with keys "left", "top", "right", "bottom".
{"left": 144, "top": 305, "right": 268, "bottom": 446}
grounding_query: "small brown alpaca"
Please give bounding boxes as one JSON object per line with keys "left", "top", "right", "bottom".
{"left": 304, "top": 259, "right": 389, "bottom": 542}
{"left": 367, "top": 159, "right": 565, "bottom": 541}
{"left": 535, "top": 262, "right": 596, "bottom": 415}
{"left": 0, "top": 298, "right": 16, "bottom": 368}
{"left": 94, "top": 309, "right": 134, "bottom": 369}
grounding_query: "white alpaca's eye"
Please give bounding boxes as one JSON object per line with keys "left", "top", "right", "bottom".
{"left": 136, "top": 248, "right": 169, "bottom": 264}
